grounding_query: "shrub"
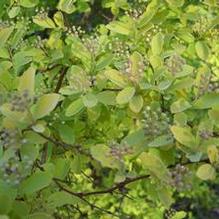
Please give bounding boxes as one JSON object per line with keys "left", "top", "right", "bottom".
{"left": 0, "top": 0, "right": 218, "bottom": 218}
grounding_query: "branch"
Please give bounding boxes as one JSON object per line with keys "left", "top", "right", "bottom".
{"left": 54, "top": 180, "right": 120, "bottom": 218}
{"left": 53, "top": 158, "right": 209, "bottom": 198}
{"left": 55, "top": 67, "right": 68, "bottom": 93}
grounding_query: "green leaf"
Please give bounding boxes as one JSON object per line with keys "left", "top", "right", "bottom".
{"left": 172, "top": 211, "right": 187, "bottom": 219}
{"left": 195, "top": 41, "right": 210, "bottom": 60}
{"left": 129, "top": 95, "right": 143, "bottom": 113}
{"left": 207, "top": 145, "right": 219, "bottom": 164}
{"left": 107, "top": 20, "right": 131, "bottom": 35}
{"left": 170, "top": 125, "right": 196, "bottom": 147}
{"left": 193, "top": 93, "right": 219, "bottom": 109}
{"left": 166, "top": 0, "right": 184, "bottom": 7}
{"left": 58, "top": 125, "right": 75, "bottom": 145}
{"left": 149, "top": 55, "right": 163, "bottom": 69}
{"left": 105, "top": 69, "right": 128, "bottom": 88}
{"left": 96, "top": 54, "right": 113, "bottom": 71}
{"left": 157, "top": 186, "right": 174, "bottom": 208}
{"left": 20, "top": 0, "right": 39, "bottom": 8}
{"left": 53, "top": 158, "right": 70, "bottom": 180}
{"left": 0, "top": 26, "right": 14, "bottom": 48}
{"left": 33, "top": 94, "right": 61, "bottom": 119}
{"left": 18, "top": 66, "right": 36, "bottom": 96}
{"left": 151, "top": 33, "right": 164, "bottom": 55}
{"left": 139, "top": 152, "right": 170, "bottom": 183}
{"left": 170, "top": 98, "right": 191, "bottom": 113}
{"left": 148, "top": 134, "right": 173, "bottom": 147}
{"left": 82, "top": 93, "right": 98, "bottom": 108}
{"left": 176, "top": 30, "right": 194, "bottom": 43}
{"left": 65, "top": 98, "right": 85, "bottom": 117}
{"left": 97, "top": 91, "right": 116, "bottom": 105}
{"left": 28, "top": 213, "right": 53, "bottom": 219}
{"left": 116, "top": 87, "right": 135, "bottom": 104}
{"left": 196, "top": 164, "right": 216, "bottom": 180}
{"left": 53, "top": 11, "right": 65, "bottom": 28}
{"left": 20, "top": 171, "right": 53, "bottom": 195}
{"left": 129, "top": 52, "right": 144, "bottom": 83}
{"left": 138, "top": 7, "right": 157, "bottom": 28}
{"left": 33, "top": 15, "right": 56, "bottom": 29}
{"left": 47, "top": 191, "right": 80, "bottom": 208}
{"left": 57, "top": 0, "right": 76, "bottom": 14}
{"left": 11, "top": 201, "right": 30, "bottom": 219}
{"left": 90, "top": 144, "right": 119, "bottom": 169}
{"left": 8, "top": 6, "right": 20, "bottom": 18}
{"left": 0, "top": 194, "right": 13, "bottom": 214}
{"left": 208, "top": 108, "right": 219, "bottom": 126}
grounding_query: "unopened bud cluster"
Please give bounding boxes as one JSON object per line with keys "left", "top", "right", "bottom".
{"left": 68, "top": 71, "right": 91, "bottom": 93}
{"left": 196, "top": 73, "right": 210, "bottom": 97}
{"left": 169, "top": 164, "right": 192, "bottom": 192}
{"left": 142, "top": 106, "right": 171, "bottom": 138}
{"left": 164, "top": 208, "right": 176, "bottom": 219}
{"left": 199, "top": 130, "right": 213, "bottom": 140}
{"left": 122, "top": 57, "right": 146, "bottom": 83}
{"left": 193, "top": 16, "right": 209, "bottom": 37}
{"left": 208, "top": 81, "right": 219, "bottom": 93}
{"left": 34, "top": 7, "right": 48, "bottom": 20}
{"left": 108, "top": 37, "right": 130, "bottom": 59}
{"left": 109, "top": 141, "right": 133, "bottom": 160}
{"left": 196, "top": 75, "right": 219, "bottom": 97}
{"left": 145, "top": 25, "right": 162, "bottom": 43}
{"left": 208, "top": 27, "right": 219, "bottom": 41}
{"left": 165, "top": 54, "right": 186, "bottom": 76}
{"left": 0, "top": 20, "right": 10, "bottom": 28}
{"left": 125, "top": 8, "right": 144, "bottom": 20}
{"left": 82, "top": 35, "right": 100, "bottom": 55}
{"left": 66, "top": 25, "right": 85, "bottom": 38}
{"left": 0, "top": 128, "right": 19, "bottom": 149}
{"left": 9, "top": 90, "right": 32, "bottom": 112}
{"left": 0, "top": 155, "right": 33, "bottom": 187}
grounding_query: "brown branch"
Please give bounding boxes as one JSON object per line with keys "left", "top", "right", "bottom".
{"left": 54, "top": 179, "right": 120, "bottom": 217}
{"left": 55, "top": 67, "right": 68, "bottom": 93}
{"left": 53, "top": 158, "right": 209, "bottom": 198}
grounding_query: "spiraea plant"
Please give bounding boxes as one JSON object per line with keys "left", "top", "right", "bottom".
{"left": 0, "top": 0, "right": 218, "bottom": 219}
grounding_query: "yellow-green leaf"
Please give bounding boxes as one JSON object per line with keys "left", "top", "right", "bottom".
{"left": 166, "top": 0, "right": 184, "bottom": 7}
{"left": 18, "top": 66, "right": 36, "bottom": 96}
{"left": 65, "top": 98, "right": 84, "bottom": 117}
{"left": 129, "top": 95, "right": 143, "bottom": 113}
{"left": 170, "top": 125, "right": 196, "bottom": 147}
{"left": 105, "top": 69, "right": 128, "bottom": 88}
{"left": 20, "top": 0, "right": 39, "bottom": 8}
{"left": 196, "top": 164, "right": 215, "bottom": 180}
{"left": 97, "top": 91, "right": 116, "bottom": 105}
{"left": 82, "top": 93, "right": 98, "bottom": 108}
{"left": 0, "top": 26, "right": 14, "bottom": 48}
{"left": 193, "top": 93, "right": 219, "bottom": 109}
{"left": 151, "top": 32, "right": 164, "bottom": 55}
{"left": 116, "top": 87, "right": 135, "bottom": 104}
{"left": 207, "top": 145, "right": 219, "bottom": 164}
{"left": 195, "top": 41, "right": 210, "bottom": 60}
{"left": 139, "top": 152, "right": 170, "bottom": 183}
{"left": 170, "top": 98, "right": 191, "bottom": 113}
{"left": 33, "top": 15, "right": 56, "bottom": 29}
{"left": 53, "top": 11, "right": 65, "bottom": 28}
{"left": 57, "top": 0, "right": 76, "bottom": 14}
{"left": 33, "top": 94, "right": 61, "bottom": 119}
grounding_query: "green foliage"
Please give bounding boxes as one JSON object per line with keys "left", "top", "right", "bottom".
{"left": 0, "top": 0, "right": 218, "bottom": 218}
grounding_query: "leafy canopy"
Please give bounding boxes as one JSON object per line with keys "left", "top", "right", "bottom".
{"left": 0, "top": 0, "right": 219, "bottom": 218}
